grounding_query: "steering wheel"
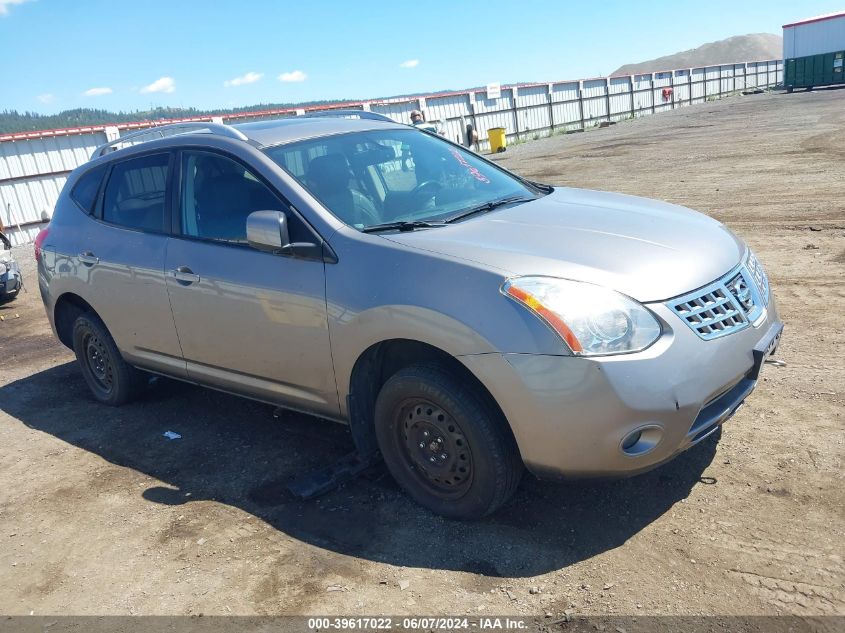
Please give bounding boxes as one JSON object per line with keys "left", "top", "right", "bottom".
{"left": 411, "top": 180, "right": 443, "bottom": 197}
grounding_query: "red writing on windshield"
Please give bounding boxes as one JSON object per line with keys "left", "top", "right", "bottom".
{"left": 449, "top": 149, "right": 490, "bottom": 184}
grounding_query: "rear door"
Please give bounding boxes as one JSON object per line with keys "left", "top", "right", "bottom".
{"left": 164, "top": 149, "right": 338, "bottom": 417}
{"left": 84, "top": 151, "right": 186, "bottom": 377}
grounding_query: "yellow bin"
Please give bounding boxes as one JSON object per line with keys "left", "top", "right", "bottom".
{"left": 487, "top": 127, "right": 507, "bottom": 153}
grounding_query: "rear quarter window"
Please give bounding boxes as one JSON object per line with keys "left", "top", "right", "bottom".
{"left": 70, "top": 164, "right": 108, "bottom": 214}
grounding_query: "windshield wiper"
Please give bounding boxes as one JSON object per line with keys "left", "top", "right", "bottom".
{"left": 362, "top": 220, "right": 448, "bottom": 233}
{"left": 527, "top": 180, "right": 554, "bottom": 193}
{"left": 444, "top": 195, "right": 535, "bottom": 224}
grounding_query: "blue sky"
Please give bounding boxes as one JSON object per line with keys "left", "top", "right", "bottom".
{"left": 2, "top": 0, "right": 842, "bottom": 114}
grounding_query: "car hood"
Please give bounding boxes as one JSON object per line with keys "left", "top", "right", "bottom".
{"left": 385, "top": 187, "right": 746, "bottom": 302}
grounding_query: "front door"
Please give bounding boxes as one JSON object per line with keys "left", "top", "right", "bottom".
{"left": 164, "top": 149, "right": 338, "bottom": 418}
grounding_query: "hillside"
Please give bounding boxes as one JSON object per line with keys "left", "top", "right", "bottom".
{"left": 613, "top": 33, "right": 782, "bottom": 75}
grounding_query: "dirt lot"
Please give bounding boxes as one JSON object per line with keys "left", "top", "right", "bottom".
{"left": 0, "top": 88, "right": 842, "bottom": 619}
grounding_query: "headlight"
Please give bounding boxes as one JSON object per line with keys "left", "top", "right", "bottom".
{"left": 0, "top": 261, "right": 7, "bottom": 275}
{"left": 502, "top": 276, "right": 662, "bottom": 356}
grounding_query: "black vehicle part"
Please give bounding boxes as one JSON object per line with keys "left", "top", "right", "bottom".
{"left": 374, "top": 363, "right": 522, "bottom": 519}
{"left": 72, "top": 312, "right": 147, "bottom": 406}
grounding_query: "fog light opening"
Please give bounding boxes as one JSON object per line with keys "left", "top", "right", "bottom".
{"left": 620, "top": 425, "right": 663, "bottom": 457}
{"left": 621, "top": 430, "right": 641, "bottom": 450}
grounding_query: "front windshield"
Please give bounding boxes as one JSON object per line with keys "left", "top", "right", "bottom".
{"left": 263, "top": 129, "right": 540, "bottom": 230}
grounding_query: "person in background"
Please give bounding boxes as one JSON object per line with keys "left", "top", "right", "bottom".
{"left": 410, "top": 110, "right": 442, "bottom": 136}
{"left": 0, "top": 219, "right": 11, "bottom": 250}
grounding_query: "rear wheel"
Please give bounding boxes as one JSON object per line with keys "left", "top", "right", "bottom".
{"left": 72, "top": 313, "right": 146, "bottom": 406}
{"left": 374, "top": 363, "right": 522, "bottom": 519}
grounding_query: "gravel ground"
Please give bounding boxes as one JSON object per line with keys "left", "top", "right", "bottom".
{"left": 0, "top": 88, "right": 842, "bottom": 619}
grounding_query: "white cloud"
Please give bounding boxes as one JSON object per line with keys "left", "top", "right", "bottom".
{"left": 224, "top": 71, "right": 263, "bottom": 88}
{"left": 140, "top": 76, "right": 176, "bottom": 94}
{"left": 37, "top": 93, "right": 55, "bottom": 104}
{"left": 399, "top": 59, "right": 419, "bottom": 69}
{"left": 83, "top": 87, "right": 112, "bottom": 97}
{"left": 278, "top": 70, "right": 307, "bottom": 83}
{"left": 0, "top": 0, "right": 32, "bottom": 16}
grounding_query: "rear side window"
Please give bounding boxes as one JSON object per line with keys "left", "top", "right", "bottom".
{"left": 70, "top": 165, "right": 107, "bottom": 214}
{"left": 102, "top": 153, "right": 169, "bottom": 232}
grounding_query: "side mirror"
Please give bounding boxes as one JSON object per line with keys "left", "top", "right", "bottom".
{"left": 247, "top": 210, "right": 290, "bottom": 253}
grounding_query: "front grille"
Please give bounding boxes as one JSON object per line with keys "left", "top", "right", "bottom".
{"left": 725, "top": 272, "right": 753, "bottom": 312}
{"left": 668, "top": 261, "right": 767, "bottom": 340}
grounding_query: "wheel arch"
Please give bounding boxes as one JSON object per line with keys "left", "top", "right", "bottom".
{"left": 345, "top": 338, "right": 518, "bottom": 460}
{"left": 53, "top": 292, "right": 98, "bottom": 349}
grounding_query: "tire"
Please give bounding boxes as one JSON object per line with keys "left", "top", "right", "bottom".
{"left": 374, "top": 363, "right": 522, "bottom": 519}
{"left": 0, "top": 289, "right": 18, "bottom": 304}
{"left": 72, "top": 312, "right": 146, "bottom": 406}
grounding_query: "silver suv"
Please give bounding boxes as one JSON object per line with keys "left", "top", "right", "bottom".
{"left": 36, "top": 115, "right": 783, "bottom": 519}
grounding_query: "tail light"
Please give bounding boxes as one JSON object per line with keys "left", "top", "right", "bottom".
{"left": 34, "top": 226, "right": 50, "bottom": 263}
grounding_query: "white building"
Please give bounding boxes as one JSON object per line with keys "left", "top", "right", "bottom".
{"left": 783, "top": 11, "right": 845, "bottom": 59}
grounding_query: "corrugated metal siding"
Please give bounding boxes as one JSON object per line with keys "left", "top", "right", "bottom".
{"left": 608, "top": 77, "right": 632, "bottom": 121}
{"left": 784, "top": 15, "right": 845, "bottom": 58}
{"left": 371, "top": 100, "right": 421, "bottom": 124}
{"left": 0, "top": 132, "right": 106, "bottom": 244}
{"left": 0, "top": 132, "right": 104, "bottom": 180}
{"left": 673, "top": 70, "right": 691, "bottom": 105}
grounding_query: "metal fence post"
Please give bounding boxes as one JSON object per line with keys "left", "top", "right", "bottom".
{"left": 578, "top": 80, "right": 585, "bottom": 130}
{"left": 670, "top": 71, "right": 675, "bottom": 109}
{"left": 511, "top": 87, "right": 519, "bottom": 139}
{"left": 604, "top": 77, "right": 612, "bottom": 122}
{"left": 629, "top": 75, "right": 636, "bottom": 118}
{"left": 650, "top": 73, "right": 655, "bottom": 114}
{"left": 547, "top": 83, "right": 555, "bottom": 133}
{"left": 469, "top": 97, "right": 478, "bottom": 143}
{"left": 689, "top": 69, "right": 693, "bottom": 105}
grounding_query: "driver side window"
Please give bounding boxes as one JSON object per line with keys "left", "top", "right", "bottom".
{"left": 180, "top": 151, "right": 286, "bottom": 243}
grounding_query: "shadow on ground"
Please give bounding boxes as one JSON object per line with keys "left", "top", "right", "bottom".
{"left": 0, "top": 362, "right": 718, "bottom": 578}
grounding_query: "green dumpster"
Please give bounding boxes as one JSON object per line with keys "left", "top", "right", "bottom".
{"left": 785, "top": 51, "right": 845, "bottom": 91}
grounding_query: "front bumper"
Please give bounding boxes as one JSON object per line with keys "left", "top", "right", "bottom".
{"left": 460, "top": 296, "right": 783, "bottom": 479}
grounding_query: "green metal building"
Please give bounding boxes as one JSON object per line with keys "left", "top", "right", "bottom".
{"left": 783, "top": 12, "right": 845, "bottom": 92}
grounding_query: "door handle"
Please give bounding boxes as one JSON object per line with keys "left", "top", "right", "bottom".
{"left": 78, "top": 251, "right": 99, "bottom": 266}
{"left": 171, "top": 266, "right": 200, "bottom": 284}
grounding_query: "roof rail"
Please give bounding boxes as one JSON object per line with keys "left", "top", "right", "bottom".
{"left": 301, "top": 109, "right": 396, "bottom": 123}
{"left": 91, "top": 122, "right": 249, "bottom": 159}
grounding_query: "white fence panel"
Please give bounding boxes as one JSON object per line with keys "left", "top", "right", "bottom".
{"left": 426, "top": 93, "right": 472, "bottom": 122}
{"left": 371, "top": 100, "right": 420, "bottom": 124}
{"left": 550, "top": 81, "right": 579, "bottom": 102}
{"left": 691, "top": 68, "right": 707, "bottom": 103}
{"left": 673, "top": 70, "right": 691, "bottom": 104}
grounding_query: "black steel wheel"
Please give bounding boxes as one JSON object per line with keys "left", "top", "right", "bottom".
{"left": 72, "top": 313, "right": 146, "bottom": 406}
{"left": 83, "top": 328, "right": 114, "bottom": 394}
{"left": 396, "top": 398, "right": 474, "bottom": 498}
{"left": 374, "top": 363, "right": 522, "bottom": 519}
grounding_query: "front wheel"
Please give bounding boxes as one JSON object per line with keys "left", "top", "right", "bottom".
{"left": 72, "top": 313, "right": 146, "bottom": 406}
{"left": 374, "top": 364, "right": 523, "bottom": 519}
